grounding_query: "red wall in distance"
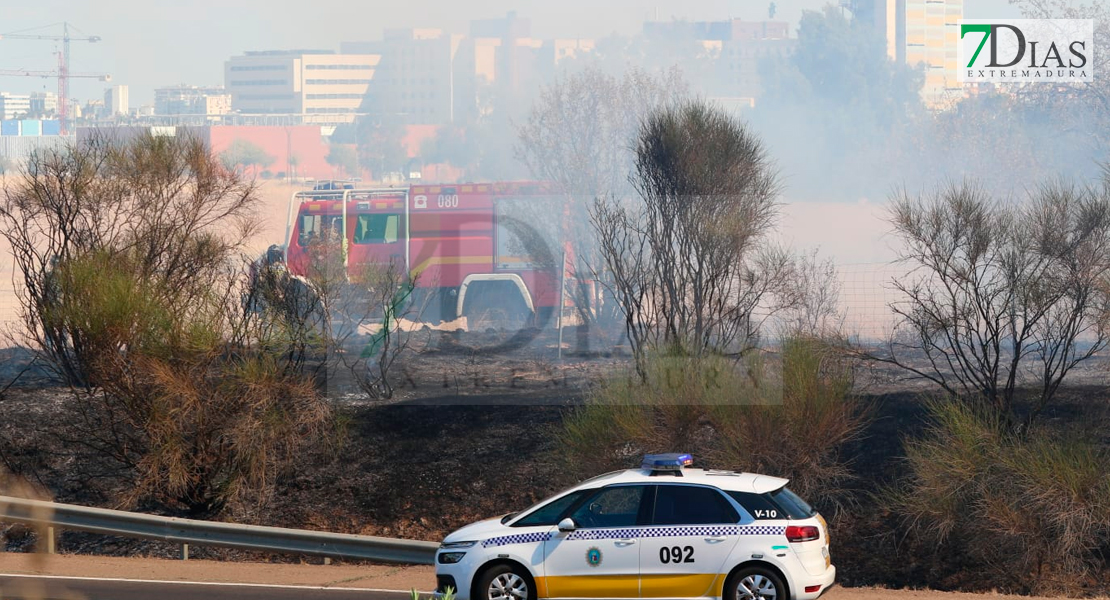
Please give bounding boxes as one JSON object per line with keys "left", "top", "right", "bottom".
{"left": 205, "top": 125, "right": 331, "bottom": 179}
{"left": 76, "top": 125, "right": 334, "bottom": 180}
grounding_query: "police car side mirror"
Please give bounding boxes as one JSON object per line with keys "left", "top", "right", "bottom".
{"left": 557, "top": 518, "right": 577, "bottom": 532}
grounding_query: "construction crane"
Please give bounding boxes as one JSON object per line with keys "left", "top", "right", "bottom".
{"left": 0, "top": 22, "right": 104, "bottom": 134}
{"left": 0, "top": 69, "right": 111, "bottom": 130}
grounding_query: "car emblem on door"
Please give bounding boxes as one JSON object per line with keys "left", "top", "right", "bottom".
{"left": 586, "top": 547, "right": 603, "bottom": 567}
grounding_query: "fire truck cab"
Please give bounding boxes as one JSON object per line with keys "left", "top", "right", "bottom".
{"left": 283, "top": 181, "right": 566, "bottom": 326}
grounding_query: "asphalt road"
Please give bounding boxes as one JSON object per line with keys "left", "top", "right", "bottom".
{"left": 0, "top": 575, "right": 415, "bottom": 600}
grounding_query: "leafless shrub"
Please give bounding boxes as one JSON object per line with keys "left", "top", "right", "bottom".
{"left": 870, "top": 178, "right": 1110, "bottom": 431}
{"left": 776, "top": 249, "right": 844, "bottom": 339}
{"left": 330, "top": 258, "right": 430, "bottom": 400}
{"left": 516, "top": 66, "right": 688, "bottom": 342}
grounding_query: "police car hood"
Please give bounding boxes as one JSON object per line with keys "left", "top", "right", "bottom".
{"left": 443, "top": 516, "right": 514, "bottom": 543}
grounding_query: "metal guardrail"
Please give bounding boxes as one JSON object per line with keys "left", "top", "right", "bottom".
{"left": 0, "top": 495, "right": 438, "bottom": 564}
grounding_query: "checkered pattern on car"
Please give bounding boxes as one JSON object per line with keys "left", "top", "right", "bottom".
{"left": 482, "top": 532, "right": 552, "bottom": 547}
{"left": 738, "top": 525, "right": 786, "bottom": 536}
{"left": 567, "top": 527, "right": 651, "bottom": 541}
{"left": 566, "top": 525, "right": 784, "bottom": 541}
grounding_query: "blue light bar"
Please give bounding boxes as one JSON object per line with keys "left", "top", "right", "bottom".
{"left": 642, "top": 453, "right": 694, "bottom": 471}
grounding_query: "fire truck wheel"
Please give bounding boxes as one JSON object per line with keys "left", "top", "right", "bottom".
{"left": 462, "top": 283, "right": 533, "bottom": 332}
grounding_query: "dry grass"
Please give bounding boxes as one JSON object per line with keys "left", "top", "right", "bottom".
{"left": 558, "top": 337, "right": 868, "bottom": 510}
{"left": 887, "top": 400, "right": 1110, "bottom": 595}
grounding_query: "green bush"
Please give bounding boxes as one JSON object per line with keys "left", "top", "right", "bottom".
{"left": 43, "top": 250, "right": 331, "bottom": 515}
{"left": 559, "top": 337, "right": 866, "bottom": 506}
{"left": 0, "top": 133, "right": 330, "bottom": 516}
{"left": 888, "top": 400, "right": 1110, "bottom": 594}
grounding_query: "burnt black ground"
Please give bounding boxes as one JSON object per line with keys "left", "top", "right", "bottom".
{"left": 2, "top": 341, "right": 1109, "bottom": 593}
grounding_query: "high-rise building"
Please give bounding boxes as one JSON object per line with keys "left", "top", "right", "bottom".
{"left": 643, "top": 18, "right": 794, "bottom": 103}
{"left": 29, "top": 92, "right": 58, "bottom": 117}
{"left": 342, "top": 14, "right": 594, "bottom": 126}
{"left": 224, "top": 50, "right": 380, "bottom": 123}
{"left": 852, "top": 0, "right": 964, "bottom": 107}
{"left": 470, "top": 11, "right": 531, "bottom": 39}
{"left": 104, "top": 85, "right": 129, "bottom": 116}
{"left": 155, "top": 85, "right": 231, "bottom": 117}
{"left": 343, "top": 30, "right": 460, "bottom": 125}
{"left": 0, "top": 93, "right": 31, "bottom": 120}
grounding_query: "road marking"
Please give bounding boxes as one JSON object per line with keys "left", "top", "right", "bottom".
{"left": 0, "top": 573, "right": 423, "bottom": 593}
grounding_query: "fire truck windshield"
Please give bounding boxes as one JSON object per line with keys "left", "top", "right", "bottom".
{"left": 298, "top": 214, "right": 343, "bottom": 246}
{"left": 353, "top": 214, "right": 400, "bottom": 244}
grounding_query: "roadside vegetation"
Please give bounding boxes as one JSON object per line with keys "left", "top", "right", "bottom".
{"left": 0, "top": 133, "right": 331, "bottom": 516}
{"left": 560, "top": 338, "right": 865, "bottom": 505}
{"left": 863, "top": 173, "right": 1110, "bottom": 595}
{"left": 886, "top": 400, "right": 1110, "bottom": 595}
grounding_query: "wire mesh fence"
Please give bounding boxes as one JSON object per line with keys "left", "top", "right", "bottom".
{"left": 0, "top": 257, "right": 910, "bottom": 350}
{"left": 0, "top": 260, "right": 913, "bottom": 348}
{"left": 836, "top": 261, "right": 911, "bottom": 342}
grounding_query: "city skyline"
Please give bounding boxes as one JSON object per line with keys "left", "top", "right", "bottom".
{"left": 0, "top": 0, "right": 1018, "bottom": 106}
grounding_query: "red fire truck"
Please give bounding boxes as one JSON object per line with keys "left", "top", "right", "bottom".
{"left": 283, "top": 181, "right": 569, "bottom": 324}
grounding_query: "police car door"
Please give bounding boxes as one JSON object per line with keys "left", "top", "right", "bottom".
{"left": 542, "top": 484, "right": 648, "bottom": 599}
{"left": 638, "top": 484, "right": 742, "bottom": 599}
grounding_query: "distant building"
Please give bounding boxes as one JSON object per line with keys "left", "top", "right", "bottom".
{"left": 29, "top": 92, "right": 58, "bottom": 117}
{"left": 0, "top": 93, "right": 31, "bottom": 120}
{"left": 104, "top": 85, "right": 129, "bottom": 116}
{"left": 82, "top": 99, "right": 104, "bottom": 121}
{"left": 343, "top": 30, "right": 459, "bottom": 125}
{"left": 224, "top": 50, "right": 380, "bottom": 123}
{"left": 643, "top": 18, "right": 794, "bottom": 103}
{"left": 644, "top": 18, "right": 790, "bottom": 41}
{"left": 342, "top": 14, "right": 593, "bottom": 126}
{"left": 851, "top": 0, "right": 964, "bottom": 107}
{"left": 75, "top": 124, "right": 334, "bottom": 179}
{"left": 155, "top": 85, "right": 232, "bottom": 117}
{"left": 470, "top": 10, "right": 532, "bottom": 39}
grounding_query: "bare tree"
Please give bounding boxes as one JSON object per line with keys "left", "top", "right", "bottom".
{"left": 516, "top": 66, "right": 689, "bottom": 344}
{"left": 220, "top": 138, "right": 275, "bottom": 176}
{"left": 1, "top": 132, "right": 259, "bottom": 387}
{"left": 777, "top": 249, "right": 843, "bottom": 338}
{"left": 516, "top": 65, "right": 688, "bottom": 200}
{"left": 873, "top": 178, "right": 1110, "bottom": 431}
{"left": 1012, "top": 0, "right": 1110, "bottom": 153}
{"left": 592, "top": 100, "right": 787, "bottom": 366}
{"left": 0, "top": 132, "right": 330, "bottom": 515}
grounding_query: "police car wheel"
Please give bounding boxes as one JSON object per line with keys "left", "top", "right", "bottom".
{"left": 726, "top": 566, "right": 786, "bottom": 600}
{"left": 476, "top": 564, "right": 533, "bottom": 600}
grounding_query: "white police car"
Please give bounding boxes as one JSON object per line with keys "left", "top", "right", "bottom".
{"left": 435, "top": 454, "right": 834, "bottom": 600}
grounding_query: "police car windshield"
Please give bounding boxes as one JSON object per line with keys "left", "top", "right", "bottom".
{"left": 512, "top": 490, "right": 589, "bottom": 527}
{"left": 771, "top": 487, "right": 816, "bottom": 519}
{"left": 507, "top": 471, "right": 622, "bottom": 526}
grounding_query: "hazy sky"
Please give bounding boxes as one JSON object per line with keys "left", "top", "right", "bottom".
{"left": 1, "top": 0, "right": 1019, "bottom": 106}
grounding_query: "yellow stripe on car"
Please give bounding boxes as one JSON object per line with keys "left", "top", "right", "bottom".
{"left": 536, "top": 575, "right": 639, "bottom": 598}
{"left": 640, "top": 573, "right": 725, "bottom": 598}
